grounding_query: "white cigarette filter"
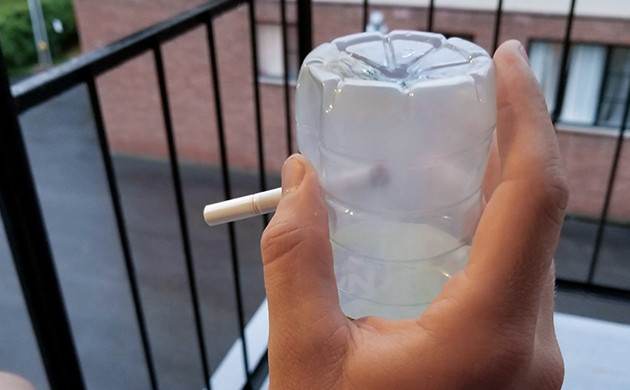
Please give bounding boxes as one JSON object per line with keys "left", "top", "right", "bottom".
{"left": 203, "top": 187, "right": 282, "bottom": 226}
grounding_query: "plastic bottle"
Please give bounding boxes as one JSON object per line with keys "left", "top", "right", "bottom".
{"left": 295, "top": 31, "right": 496, "bottom": 320}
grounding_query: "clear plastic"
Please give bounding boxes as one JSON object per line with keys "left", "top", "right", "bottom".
{"left": 295, "top": 31, "right": 496, "bottom": 320}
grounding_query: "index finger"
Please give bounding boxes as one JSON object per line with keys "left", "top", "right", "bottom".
{"left": 464, "top": 40, "right": 569, "bottom": 324}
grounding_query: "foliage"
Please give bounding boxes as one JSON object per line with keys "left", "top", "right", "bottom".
{"left": 0, "top": 0, "right": 78, "bottom": 75}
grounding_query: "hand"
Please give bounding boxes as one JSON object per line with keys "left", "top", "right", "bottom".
{"left": 0, "top": 372, "right": 36, "bottom": 390}
{"left": 260, "top": 40, "right": 568, "bottom": 389}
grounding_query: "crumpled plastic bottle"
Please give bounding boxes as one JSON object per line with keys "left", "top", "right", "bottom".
{"left": 296, "top": 31, "right": 496, "bottom": 320}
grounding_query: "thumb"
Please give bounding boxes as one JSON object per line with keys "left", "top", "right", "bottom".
{"left": 261, "top": 154, "right": 344, "bottom": 332}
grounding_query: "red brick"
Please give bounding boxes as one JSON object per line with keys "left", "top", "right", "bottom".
{"left": 73, "top": 0, "right": 630, "bottom": 219}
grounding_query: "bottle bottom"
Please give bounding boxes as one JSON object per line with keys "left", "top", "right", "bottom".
{"left": 339, "top": 289, "right": 433, "bottom": 321}
{"left": 331, "top": 221, "right": 470, "bottom": 320}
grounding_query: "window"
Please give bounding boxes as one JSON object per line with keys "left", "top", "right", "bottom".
{"left": 529, "top": 40, "right": 630, "bottom": 128}
{"left": 597, "top": 47, "right": 630, "bottom": 127}
{"left": 256, "top": 23, "right": 299, "bottom": 82}
{"left": 529, "top": 41, "right": 562, "bottom": 113}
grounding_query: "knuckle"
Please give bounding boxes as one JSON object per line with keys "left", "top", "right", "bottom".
{"left": 260, "top": 220, "right": 294, "bottom": 260}
{"left": 261, "top": 219, "right": 326, "bottom": 265}
{"left": 465, "top": 337, "right": 533, "bottom": 388}
{"left": 528, "top": 161, "right": 570, "bottom": 225}
{"left": 537, "top": 178, "right": 569, "bottom": 224}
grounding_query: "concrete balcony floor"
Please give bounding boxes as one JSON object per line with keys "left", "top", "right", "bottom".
{"left": 1, "top": 86, "right": 629, "bottom": 389}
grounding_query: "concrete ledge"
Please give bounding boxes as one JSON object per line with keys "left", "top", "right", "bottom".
{"left": 555, "top": 312, "right": 630, "bottom": 389}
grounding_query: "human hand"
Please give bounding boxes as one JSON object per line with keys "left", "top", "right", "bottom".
{"left": 260, "top": 40, "right": 568, "bottom": 389}
{"left": 0, "top": 372, "right": 36, "bottom": 390}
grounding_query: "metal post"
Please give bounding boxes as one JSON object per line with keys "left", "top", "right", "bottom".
{"left": 426, "top": 0, "right": 435, "bottom": 32}
{"left": 492, "top": 0, "right": 504, "bottom": 53}
{"left": 153, "top": 45, "right": 208, "bottom": 388}
{"left": 587, "top": 68, "right": 630, "bottom": 283}
{"left": 0, "top": 44, "right": 84, "bottom": 390}
{"left": 86, "top": 79, "right": 160, "bottom": 390}
{"left": 27, "top": 0, "right": 53, "bottom": 68}
{"left": 551, "top": 0, "right": 577, "bottom": 124}
{"left": 296, "top": 0, "right": 312, "bottom": 64}
{"left": 279, "top": 0, "right": 294, "bottom": 156}
{"left": 362, "top": 0, "right": 369, "bottom": 32}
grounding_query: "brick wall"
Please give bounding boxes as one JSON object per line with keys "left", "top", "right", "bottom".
{"left": 558, "top": 131, "right": 630, "bottom": 220}
{"left": 72, "top": 0, "right": 630, "bottom": 219}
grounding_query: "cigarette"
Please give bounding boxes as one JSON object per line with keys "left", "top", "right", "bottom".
{"left": 203, "top": 187, "right": 282, "bottom": 226}
{"left": 202, "top": 164, "right": 389, "bottom": 226}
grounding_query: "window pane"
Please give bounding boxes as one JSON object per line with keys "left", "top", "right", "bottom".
{"left": 257, "top": 24, "right": 284, "bottom": 78}
{"left": 529, "top": 41, "right": 562, "bottom": 113}
{"left": 256, "top": 24, "right": 298, "bottom": 81}
{"left": 559, "top": 44, "right": 606, "bottom": 125}
{"left": 597, "top": 47, "right": 630, "bottom": 128}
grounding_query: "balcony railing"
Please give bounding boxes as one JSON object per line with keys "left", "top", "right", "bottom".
{"left": 1, "top": 0, "right": 629, "bottom": 389}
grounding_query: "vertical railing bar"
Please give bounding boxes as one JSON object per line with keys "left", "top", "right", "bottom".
{"left": 151, "top": 44, "right": 211, "bottom": 388}
{"left": 297, "top": 0, "right": 313, "bottom": 64}
{"left": 280, "top": 0, "right": 293, "bottom": 156}
{"left": 246, "top": 0, "right": 269, "bottom": 382}
{"left": 551, "top": 0, "right": 577, "bottom": 124}
{"left": 241, "top": 348, "right": 269, "bottom": 390}
{"left": 86, "top": 78, "right": 159, "bottom": 390}
{"left": 587, "top": 71, "right": 630, "bottom": 284}
{"left": 0, "top": 44, "right": 86, "bottom": 390}
{"left": 492, "top": 0, "right": 504, "bottom": 53}
{"left": 247, "top": 0, "right": 269, "bottom": 196}
{"left": 205, "top": 20, "right": 251, "bottom": 383}
{"left": 362, "top": 0, "right": 369, "bottom": 32}
{"left": 427, "top": 0, "right": 435, "bottom": 32}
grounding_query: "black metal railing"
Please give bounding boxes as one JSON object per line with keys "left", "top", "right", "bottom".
{"left": 1, "top": 46, "right": 85, "bottom": 390}
{"left": 2, "top": 1, "right": 279, "bottom": 389}
{"left": 1, "top": 1, "right": 630, "bottom": 389}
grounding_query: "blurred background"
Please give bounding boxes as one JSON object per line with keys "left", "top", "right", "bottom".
{"left": 1, "top": 0, "right": 629, "bottom": 389}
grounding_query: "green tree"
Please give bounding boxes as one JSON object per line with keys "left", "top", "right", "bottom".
{"left": 0, "top": 0, "right": 78, "bottom": 75}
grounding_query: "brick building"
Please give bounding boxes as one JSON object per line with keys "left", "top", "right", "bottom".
{"left": 72, "top": 0, "right": 630, "bottom": 219}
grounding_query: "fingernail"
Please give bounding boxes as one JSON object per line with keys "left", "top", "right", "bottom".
{"left": 282, "top": 155, "right": 305, "bottom": 193}
{"left": 519, "top": 44, "right": 530, "bottom": 66}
